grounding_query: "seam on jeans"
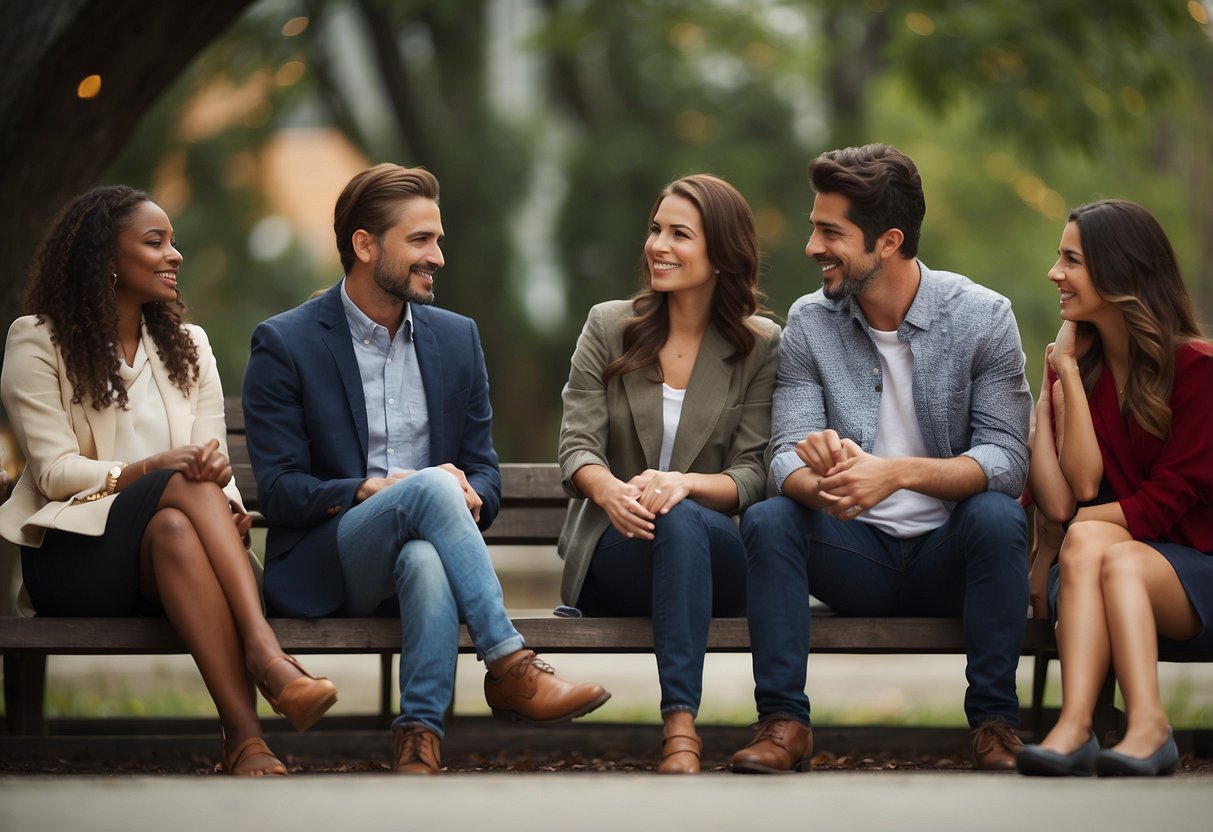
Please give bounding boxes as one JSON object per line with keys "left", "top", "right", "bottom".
{"left": 807, "top": 535, "right": 898, "bottom": 570}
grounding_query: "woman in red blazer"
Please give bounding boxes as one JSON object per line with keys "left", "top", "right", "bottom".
{"left": 0, "top": 187, "right": 336, "bottom": 775}
{"left": 1019, "top": 200, "right": 1213, "bottom": 777}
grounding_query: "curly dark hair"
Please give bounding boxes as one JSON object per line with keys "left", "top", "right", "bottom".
{"left": 604, "top": 174, "right": 766, "bottom": 383}
{"left": 23, "top": 185, "right": 199, "bottom": 410}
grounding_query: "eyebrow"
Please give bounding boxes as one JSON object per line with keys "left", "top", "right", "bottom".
{"left": 810, "top": 219, "right": 845, "bottom": 232}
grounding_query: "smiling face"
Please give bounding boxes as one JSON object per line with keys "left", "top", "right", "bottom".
{"left": 1049, "top": 221, "right": 1111, "bottom": 324}
{"left": 112, "top": 201, "right": 182, "bottom": 307}
{"left": 371, "top": 197, "right": 445, "bottom": 305}
{"left": 805, "top": 191, "right": 882, "bottom": 300}
{"left": 644, "top": 195, "right": 716, "bottom": 298}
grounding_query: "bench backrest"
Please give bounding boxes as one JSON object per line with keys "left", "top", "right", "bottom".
{"left": 223, "top": 397, "right": 567, "bottom": 544}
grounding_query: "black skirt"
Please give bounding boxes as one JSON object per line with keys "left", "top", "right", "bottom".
{"left": 20, "top": 468, "right": 175, "bottom": 616}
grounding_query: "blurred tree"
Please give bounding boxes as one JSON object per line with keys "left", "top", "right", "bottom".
{"left": 0, "top": 0, "right": 253, "bottom": 337}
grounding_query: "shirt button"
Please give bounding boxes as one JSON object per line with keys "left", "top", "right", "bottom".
{"left": 388, "top": 448, "right": 395, "bottom": 455}
{"left": 363, "top": 339, "right": 371, "bottom": 345}
{"left": 388, "top": 398, "right": 395, "bottom": 405}
{"left": 872, "top": 367, "right": 880, "bottom": 375}
{"left": 875, "top": 384, "right": 883, "bottom": 393}
{"left": 386, "top": 358, "right": 392, "bottom": 364}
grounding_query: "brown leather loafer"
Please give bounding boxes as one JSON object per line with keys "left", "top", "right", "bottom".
{"left": 392, "top": 724, "right": 441, "bottom": 775}
{"left": 484, "top": 650, "right": 611, "bottom": 723}
{"left": 731, "top": 718, "right": 813, "bottom": 773}
{"left": 972, "top": 719, "right": 1023, "bottom": 771}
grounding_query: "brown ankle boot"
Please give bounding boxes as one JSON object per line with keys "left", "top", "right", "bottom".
{"left": 658, "top": 733, "right": 702, "bottom": 774}
{"left": 391, "top": 724, "right": 441, "bottom": 775}
{"left": 484, "top": 650, "right": 611, "bottom": 723}
{"left": 731, "top": 718, "right": 813, "bottom": 773}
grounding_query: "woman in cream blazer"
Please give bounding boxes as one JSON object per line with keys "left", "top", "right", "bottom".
{"left": 558, "top": 175, "right": 780, "bottom": 773}
{"left": 0, "top": 186, "right": 336, "bottom": 776}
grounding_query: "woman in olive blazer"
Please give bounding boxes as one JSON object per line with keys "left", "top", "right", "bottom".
{"left": 0, "top": 186, "right": 336, "bottom": 776}
{"left": 558, "top": 175, "right": 780, "bottom": 773}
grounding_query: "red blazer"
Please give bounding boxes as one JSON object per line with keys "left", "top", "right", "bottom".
{"left": 1089, "top": 342, "right": 1213, "bottom": 552}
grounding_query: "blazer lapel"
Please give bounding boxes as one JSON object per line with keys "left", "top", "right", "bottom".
{"left": 622, "top": 368, "right": 663, "bottom": 470}
{"left": 669, "top": 325, "right": 731, "bottom": 472}
{"left": 318, "top": 287, "right": 370, "bottom": 460}
{"left": 410, "top": 306, "right": 443, "bottom": 466}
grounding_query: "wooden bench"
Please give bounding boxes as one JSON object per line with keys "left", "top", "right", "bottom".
{"left": 0, "top": 397, "right": 1064, "bottom": 736}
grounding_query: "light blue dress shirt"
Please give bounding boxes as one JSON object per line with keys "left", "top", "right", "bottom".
{"left": 340, "top": 280, "right": 430, "bottom": 477}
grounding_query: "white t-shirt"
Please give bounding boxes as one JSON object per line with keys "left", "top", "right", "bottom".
{"left": 861, "top": 328, "right": 950, "bottom": 538}
{"left": 659, "top": 383, "right": 686, "bottom": 472}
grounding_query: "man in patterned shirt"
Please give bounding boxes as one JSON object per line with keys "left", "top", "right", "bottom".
{"left": 732, "top": 144, "right": 1031, "bottom": 773}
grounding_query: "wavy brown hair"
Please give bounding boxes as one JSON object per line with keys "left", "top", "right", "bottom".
{"left": 1070, "top": 199, "right": 1204, "bottom": 439}
{"left": 604, "top": 174, "right": 765, "bottom": 382}
{"left": 23, "top": 185, "right": 199, "bottom": 410}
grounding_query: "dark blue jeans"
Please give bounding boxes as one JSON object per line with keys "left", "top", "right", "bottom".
{"left": 577, "top": 499, "right": 747, "bottom": 715}
{"left": 741, "top": 491, "right": 1028, "bottom": 728}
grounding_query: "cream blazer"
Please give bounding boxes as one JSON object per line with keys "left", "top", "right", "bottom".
{"left": 0, "top": 315, "right": 245, "bottom": 548}
{"left": 557, "top": 300, "right": 781, "bottom": 605}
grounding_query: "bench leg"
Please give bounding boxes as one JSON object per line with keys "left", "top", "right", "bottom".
{"left": 1092, "top": 671, "right": 1119, "bottom": 741}
{"left": 4, "top": 653, "right": 48, "bottom": 736}
{"left": 378, "top": 653, "right": 394, "bottom": 727}
{"left": 1029, "top": 651, "right": 1053, "bottom": 736}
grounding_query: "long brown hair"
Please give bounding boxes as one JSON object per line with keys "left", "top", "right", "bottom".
{"left": 604, "top": 174, "right": 764, "bottom": 382}
{"left": 1070, "top": 199, "right": 1204, "bottom": 439}
{"left": 23, "top": 186, "right": 199, "bottom": 410}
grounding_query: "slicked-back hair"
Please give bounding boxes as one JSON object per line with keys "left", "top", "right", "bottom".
{"left": 334, "top": 164, "right": 440, "bottom": 273}
{"left": 23, "top": 185, "right": 198, "bottom": 410}
{"left": 1069, "top": 199, "right": 1204, "bottom": 440}
{"left": 808, "top": 143, "right": 925, "bottom": 258}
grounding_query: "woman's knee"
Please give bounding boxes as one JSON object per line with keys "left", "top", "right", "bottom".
{"left": 144, "top": 508, "right": 203, "bottom": 567}
{"left": 1057, "top": 523, "right": 1109, "bottom": 577}
{"left": 1098, "top": 541, "right": 1148, "bottom": 588}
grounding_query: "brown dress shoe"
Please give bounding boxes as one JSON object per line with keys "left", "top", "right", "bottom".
{"left": 484, "top": 650, "right": 611, "bottom": 723}
{"left": 971, "top": 719, "right": 1024, "bottom": 771}
{"left": 658, "top": 733, "right": 702, "bottom": 774}
{"left": 392, "top": 724, "right": 441, "bottom": 775}
{"left": 731, "top": 718, "right": 813, "bottom": 773}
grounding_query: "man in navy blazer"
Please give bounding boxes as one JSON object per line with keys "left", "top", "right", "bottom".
{"left": 242, "top": 164, "right": 608, "bottom": 774}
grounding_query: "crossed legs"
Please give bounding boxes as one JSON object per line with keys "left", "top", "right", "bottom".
{"left": 1040, "top": 520, "right": 1198, "bottom": 758}
{"left": 138, "top": 473, "right": 306, "bottom": 775}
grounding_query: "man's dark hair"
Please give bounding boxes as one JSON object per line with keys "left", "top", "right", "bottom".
{"left": 808, "top": 143, "right": 925, "bottom": 259}
{"left": 334, "top": 164, "right": 440, "bottom": 274}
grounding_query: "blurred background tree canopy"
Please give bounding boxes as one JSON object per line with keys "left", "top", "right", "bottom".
{"left": 2, "top": 0, "right": 1211, "bottom": 463}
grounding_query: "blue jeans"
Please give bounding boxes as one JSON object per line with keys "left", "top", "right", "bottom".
{"left": 741, "top": 491, "right": 1028, "bottom": 728}
{"left": 336, "top": 467, "right": 524, "bottom": 736}
{"left": 577, "top": 499, "right": 746, "bottom": 715}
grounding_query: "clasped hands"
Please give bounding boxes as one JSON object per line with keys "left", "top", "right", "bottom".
{"left": 150, "top": 438, "right": 251, "bottom": 537}
{"left": 603, "top": 469, "right": 690, "bottom": 540}
{"left": 356, "top": 463, "right": 483, "bottom": 523}
{"left": 795, "top": 429, "right": 897, "bottom": 521}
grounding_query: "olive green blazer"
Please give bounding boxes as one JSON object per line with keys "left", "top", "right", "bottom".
{"left": 557, "top": 299, "right": 781, "bottom": 605}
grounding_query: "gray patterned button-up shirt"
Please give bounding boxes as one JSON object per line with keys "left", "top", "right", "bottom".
{"left": 770, "top": 262, "right": 1031, "bottom": 507}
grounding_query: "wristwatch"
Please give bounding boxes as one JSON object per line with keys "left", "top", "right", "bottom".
{"left": 80, "top": 463, "right": 125, "bottom": 502}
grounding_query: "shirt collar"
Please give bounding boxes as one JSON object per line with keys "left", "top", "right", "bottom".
{"left": 339, "top": 278, "right": 413, "bottom": 342}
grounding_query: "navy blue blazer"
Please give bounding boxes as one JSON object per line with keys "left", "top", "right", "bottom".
{"left": 241, "top": 283, "right": 502, "bottom": 617}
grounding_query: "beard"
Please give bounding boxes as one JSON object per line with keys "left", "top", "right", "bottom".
{"left": 374, "top": 258, "right": 435, "bottom": 306}
{"left": 821, "top": 257, "right": 880, "bottom": 301}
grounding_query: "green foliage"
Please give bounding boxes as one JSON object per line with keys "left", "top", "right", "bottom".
{"left": 98, "top": 0, "right": 1213, "bottom": 461}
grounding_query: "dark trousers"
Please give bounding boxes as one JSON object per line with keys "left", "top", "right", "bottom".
{"left": 741, "top": 491, "right": 1028, "bottom": 728}
{"left": 578, "top": 499, "right": 747, "bottom": 715}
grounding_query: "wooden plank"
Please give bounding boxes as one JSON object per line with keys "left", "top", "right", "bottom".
{"left": 0, "top": 615, "right": 1056, "bottom": 655}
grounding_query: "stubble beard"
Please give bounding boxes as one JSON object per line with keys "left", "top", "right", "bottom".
{"left": 375, "top": 259, "right": 435, "bottom": 306}
{"left": 822, "top": 258, "right": 881, "bottom": 301}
